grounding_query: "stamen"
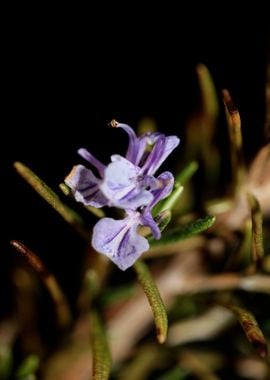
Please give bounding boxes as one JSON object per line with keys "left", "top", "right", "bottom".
{"left": 110, "top": 119, "right": 119, "bottom": 128}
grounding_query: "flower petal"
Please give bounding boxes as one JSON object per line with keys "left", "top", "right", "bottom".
{"left": 139, "top": 172, "right": 174, "bottom": 239}
{"left": 101, "top": 155, "right": 153, "bottom": 209}
{"left": 150, "top": 171, "right": 175, "bottom": 207}
{"left": 78, "top": 148, "right": 105, "bottom": 176}
{"left": 142, "top": 135, "right": 180, "bottom": 175}
{"left": 140, "top": 210, "right": 161, "bottom": 239}
{"left": 64, "top": 165, "right": 108, "bottom": 208}
{"left": 92, "top": 216, "right": 149, "bottom": 270}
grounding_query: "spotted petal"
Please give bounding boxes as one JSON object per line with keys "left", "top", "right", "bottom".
{"left": 92, "top": 215, "right": 149, "bottom": 270}
{"left": 64, "top": 165, "right": 108, "bottom": 208}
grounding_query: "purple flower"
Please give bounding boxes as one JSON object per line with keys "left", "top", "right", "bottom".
{"left": 65, "top": 121, "right": 180, "bottom": 270}
{"left": 92, "top": 171, "right": 174, "bottom": 270}
{"left": 92, "top": 211, "right": 149, "bottom": 271}
{"left": 65, "top": 122, "right": 179, "bottom": 211}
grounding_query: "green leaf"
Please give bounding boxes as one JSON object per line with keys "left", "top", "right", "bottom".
{"left": 14, "top": 162, "right": 89, "bottom": 240}
{"left": 163, "top": 186, "right": 183, "bottom": 212}
{"left": 150, "top": 215, "right": 215, "bottom": 247}
{"left": 175, "top": 161, "right": 199, "bottom": 185}
{"left": 15, "top": 354, "right": 39, "bottom": 379}
{"left": 134, "top": 260, "right": 168, "bottom": 343}
{"left": 91, "top": 311, "right": 111, "bottom": 380}
{"left": 153, "top": 186, "right": 183, "bottom": 216}
{"left": 153, "top": 162, "right": 198, "bottom": 216}
{"left": 197, "top": 63, "right": 219, "bottom": 123}
{"left": 155, "top": 210, "right": 172, "bottom": 232}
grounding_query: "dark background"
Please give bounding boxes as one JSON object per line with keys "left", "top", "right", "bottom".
{"left": 1, "top": 12, "right": 268, "bottom": 316}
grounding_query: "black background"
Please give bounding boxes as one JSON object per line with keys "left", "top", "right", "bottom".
{"left": 1, "top": 10, "right": 269, "bottom": 316}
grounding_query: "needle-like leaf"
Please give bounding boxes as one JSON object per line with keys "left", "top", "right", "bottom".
{"left": 220, "top": 302, "right": 268, "bottom": 358}
{"left": 14, "top": 162, "right": 89, "bottom": 240}
{"left": 91, "top": 310, "right": 111, "bottom": 380}
{"left": 150, "top": 215, "right": 215, "bottom": 247}
{"left": 10, "top": 240, "right": 72, "bottom": 329}
{"left": 134, "top": 260, "right": 168, "bottom": 343}
{"left": 247, "top": 193, "right": 264, "bottom": 270}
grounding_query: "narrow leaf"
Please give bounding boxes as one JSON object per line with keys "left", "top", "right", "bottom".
{"left": 155, "top": 210, "right": 172, "bottom": 232}
{"left": 153, "top": 161, "right": 198, "bottom": 216}
{"left": 153, "top": 186, "right": 183, "bottom": 216}
{"left": 247, "top": 193, "right": 264, "bottom": 269}
{"left": 14, "top": 162, "right": 89, "bottom": 239}
{"left": 221, "top": 303, "right": 268, "bottom": 358}
{"left": 10, "top": 240, "right": 72, "bottom": 329}
{"left": 162, "top": 186, "right": 183, "bottom": 212}
{"left": 197, "top": 65, "right": 220, "bottom": 186}
{"left": 197, "top": 63, "right": 219, "bottom": 125}
{"left": 185, "top": 65, "right": 220, "bottom": 185}
{"left": 150, "top": 215, "right": 216, "bottom": 247}
{"left": 175, "top": 161, "right": 198, "bottom": 185}
{"left": 91, "top": 310, "right": 111, "bottom": 380}
{"left": 134, "top": 260, "right": 168, "bottom": 343}
{"left": 223, "top": 90, "right": 246, "bottom": 192}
